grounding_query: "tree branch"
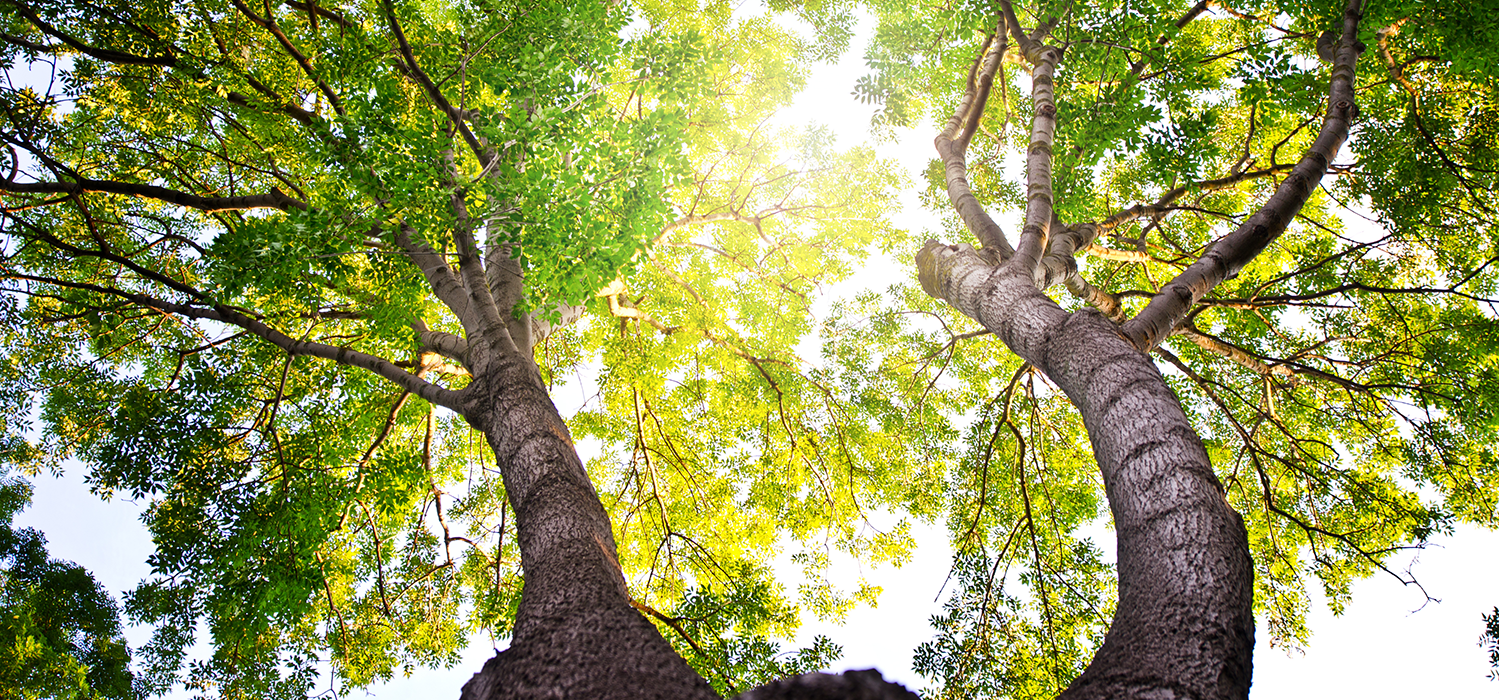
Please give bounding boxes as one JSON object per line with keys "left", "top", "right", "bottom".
{"left": 229, "top": 0, "right": 346, "bottom": 116}
{"left": 0, "top": 178, "right": 307, "bottom": 212}
{"left": 1010, "top": 40, "right": 1063, "bottom": 274}
{"left": 392, "top": 224, "right": 483, "bottom": 340}
{"left": 412, "top": 318, "right": 470, "bottom": 362}
{"left": 3, "top": 1, "right": 176, "bottom": 66}
{"left": 283, "top": 0, "right": 357, "bottom": 30}
{"left": 381, "top": 0, "right": 486, "bottom": 161}
{"left": 439, "top": 150, "right": 517, "bottom": 359}
{"left": 1095, "top": 164, "right": 1296, "bottom": 234}
{"left": 1122, "top": 0, "right": 1367, "bottom": 351}
{"left": 935, "top": 24, "right": 1014, "bottom": 260}
{"left": 1125, "top": 0, "right": 1212, "bottom": 77}
{"left": 6, "top": 272, "right": 464, "bottom": 409}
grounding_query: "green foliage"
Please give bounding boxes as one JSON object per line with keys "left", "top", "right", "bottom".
{"left": 0, "top": 0, "right": 718, "bottom": 693}
{"left": 0, "top": 474, "right": 133, "bottom": 700}
{"left": 0, "top": 0, "right": 1493, "bottom": 697}
{"left": 648, "top": 573, "right": 843, "bottom": 696}
{"left": 907, "top": 373, "right": 1114, "bottom": 699}
{"left": 856, "top": 0, "right": 1497, "bottom": 694}
{"left": 560, "top": 131, "right": 919, "bottom": 620}
{"left": 0, "top": 0, "right": 918, "bottom": 695}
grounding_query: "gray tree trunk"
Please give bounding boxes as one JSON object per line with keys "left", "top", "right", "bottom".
{"left": 918, "top": 253, "right": 1255, "bottom": 699}
{"left": 904, "top": 2, "right": 1366, "bottom": 695}
{"left": 455, "top": 354, "right": 719, "bottom": 700}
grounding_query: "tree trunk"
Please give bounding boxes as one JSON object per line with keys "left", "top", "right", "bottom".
{"left": 918, "top": 252, "right": 1256, "bottom": 700}
{"left": 457, "top": 354, "right": 719, "bottom": 700}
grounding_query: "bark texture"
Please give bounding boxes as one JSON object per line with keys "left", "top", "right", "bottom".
{"left": 458, "top": 354, "right": 718, "bottom": 700}
{"left": 919, "top": 247, "right": 1254, "bottom": 700}
{"left": 732, "top": 670, "right": 921, "bottom": 700}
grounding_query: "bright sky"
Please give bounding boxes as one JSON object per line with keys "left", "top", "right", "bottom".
{"left": 11, "top": 7, "right": 1499, "bottom": 700}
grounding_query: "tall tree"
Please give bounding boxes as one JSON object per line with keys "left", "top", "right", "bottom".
{"left": 0, "top": 474, "right": 132, "bottom": 700}
{"left": 0, "top": 0, "right": 1494, "bottom": 699}
{"left": 851, "top": 0, "right": 1494, "bottom": 696}
{"left": 0, "top": 0, "right": 907, "bottom": 696}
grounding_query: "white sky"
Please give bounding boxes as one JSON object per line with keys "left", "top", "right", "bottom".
{"left": 10, "top": 7, "right": 1499, "bottom": 700}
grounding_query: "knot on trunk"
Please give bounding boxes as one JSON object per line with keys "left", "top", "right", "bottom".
{"left": 916, "top": 239, "right": 987, "bottom": 301}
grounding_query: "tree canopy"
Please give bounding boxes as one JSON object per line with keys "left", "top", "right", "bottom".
{"left": 855, "top": 0, "right": 1496, "bottom": 693}
{"left": 0, "top": 0, "right": 1494, "bottom": 698}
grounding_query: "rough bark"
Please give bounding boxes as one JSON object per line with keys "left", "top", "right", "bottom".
{"left": 913, "top": 1, "right": 1367, "bottom": 696}
{"left": 732, "top": 670, "right": 921, "bottom": 700}
{"left": 1011, "top": 41, "right": 1062, "bottom": 274}
{"left": 917, "top": 245, "right": 1255, "bottom": 700}
{"left": 458, "top": 354, "right": 719, "bottom": 700}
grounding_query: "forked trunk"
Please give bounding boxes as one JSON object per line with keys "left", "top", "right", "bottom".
{"left": 919, "top": 255, "right": 1255, "bottom": 700}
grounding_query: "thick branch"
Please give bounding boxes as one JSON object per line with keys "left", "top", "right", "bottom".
{"left": 998, "top": 0, "right": 1058, "bottom": 62}
{"left": 1, "top": 178, "right": 307, "bottom": 212}
{"left": 1178, "top": 325, "right": 1297, "bottom": 380}
{"left": 1064, "top": 273, "right": 1127, "bottom": 322}
{"left": 1011, "top": 45, "right": 1063, "bottom": 274}
{"left": 529, "top": 302, "right": 584, "bottom": 345}
{"left": 1037, "top": 216, "right": 1099, "bottom": 290}
{"left": 392, "top": 224, "right": 483, "bottom": 340}
{"left": 1123, "top": 0, "right": 1366, "bottom": 351}
{"left": 1039, "top": 217, "right": 1128, "bottom": 324}
{"left": 1036, "top": 164, "right": 1298, "bottom": 295}
{"left": 442, "top": 160, "right": 517, "bottom": 359}
{"left": 8, "top": 273, "right": 463, "bottom": 409}
{"left": 935, "top": 26, "right": 1014, "bottom": 259}
{"left": 483, "top": 236, "right": 535, "bottom": 351}
{"left": 413, "top": 318, "right": 469, "bottom": 362}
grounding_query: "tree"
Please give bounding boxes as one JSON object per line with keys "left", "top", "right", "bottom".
{"left": 0, "top": 0, "right": 1494, "bottom": 699}
{"left": 0, "top": 474, "right": 132, "bottom": 700}
{"left": 0, "top": 0, "right": 914, "bottom": 696}
{"left": 1483, "top": 606, "right": 1499, "bottom": 682}
{"left": 860, "top": 0, "right": 1495, "bottom": 696}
